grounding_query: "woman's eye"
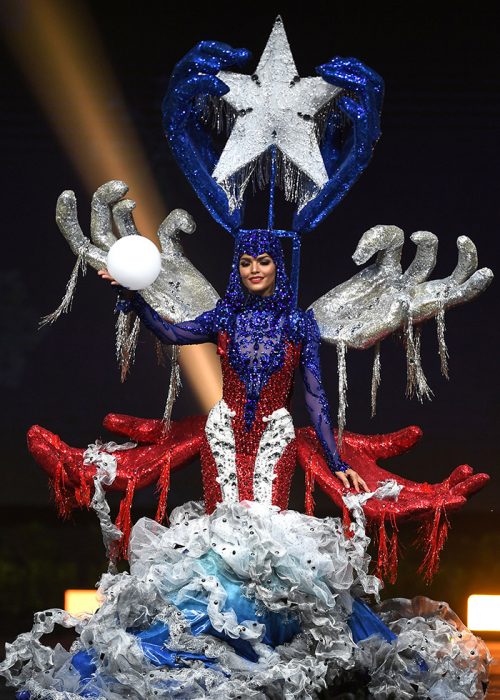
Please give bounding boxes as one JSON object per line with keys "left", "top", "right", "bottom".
{"left": 260, "top": 259, "right": 271, "bottom": 266}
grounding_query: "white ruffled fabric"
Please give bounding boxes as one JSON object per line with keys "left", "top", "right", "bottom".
{"left": 1, "top": 496, "right": 491, "bottom": 699}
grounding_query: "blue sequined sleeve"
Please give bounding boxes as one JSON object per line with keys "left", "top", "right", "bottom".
{"left": 118, "top": 292, "right": 217, "bottom": 345}
{"left": 299, "top": 311, "right": 349, "bottom": 474}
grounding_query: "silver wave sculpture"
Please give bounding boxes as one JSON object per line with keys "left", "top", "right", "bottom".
{"left": 46, "top": 179, "right": 219, "bottom": 324}
{"left": 43, "top": 180, "right": 220, "bottom": 425}
{"left": 309, "top": 224, "right": 493, "bottom": 438}
{"left": 46, "top": 184, "right": 493, "bottom": 435}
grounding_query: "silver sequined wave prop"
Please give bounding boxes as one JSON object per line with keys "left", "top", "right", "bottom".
{"left": 309, "top": 225, "right": 493, "bottom": 435}
{"left": 50, "top": 181, "right": 219, "bottom": 323}
{"left": 43, "top": 181, "right": 220, "bottom": 422}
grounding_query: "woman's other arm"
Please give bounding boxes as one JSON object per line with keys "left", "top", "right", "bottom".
{"left": 300, "top": 310, "right": 369, "bottom": 492}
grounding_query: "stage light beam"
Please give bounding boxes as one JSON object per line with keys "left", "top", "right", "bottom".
{"left": 0, "top": 0, "right": 223, "bottom": 411}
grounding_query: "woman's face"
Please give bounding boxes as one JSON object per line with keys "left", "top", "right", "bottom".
{"left": 239, "top": 252, "right": 276, "bottom": 297}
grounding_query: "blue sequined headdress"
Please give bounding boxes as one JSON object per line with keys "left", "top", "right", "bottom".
{"left": 224, "top": 230, "right": 293, "bottom": 312}
{"left": 162, "top": 17, "right": 383, "bottom": 307}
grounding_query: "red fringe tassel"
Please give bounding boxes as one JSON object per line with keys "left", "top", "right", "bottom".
{"left": 114, "top": 477, "right": 137, "bottom": 559}
{"left": 387, "top": 515, "right": 399, "bottom": 585}
{"left": 75, "top": 465, "right": 93, "bottom": 508}
{"left": 416, "top": 505, "right": 450, "bottom": 583}
{"left": 376, "top": 517, "right": 388, "bottom": 579}
{"left": 374, "top": 515, "right": 399, "bottom": 584}
{"left": 51, "top": 458, "right": 72, "bottom": 518}
{"left": 46, "top": 432, "right": 74, "bottom": 518}
{"left": 155, "top": 455, "right": 171, "bottom": 524}
{"left": 304, "top": 458, "right": 316, "bottom": 516}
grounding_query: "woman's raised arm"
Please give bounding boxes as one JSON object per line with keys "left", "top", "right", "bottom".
{"left": 99, "top": 269, "right": 217, "bottom": 345}
{"left": 125, "top": 293, "right": 217, "bottom": 345}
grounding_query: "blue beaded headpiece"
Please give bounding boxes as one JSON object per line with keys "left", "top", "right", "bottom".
{"left": 162, "top": 19, "right": 383, "bottom": 308}
{"left": 224, "top": 230, "right": 293, "bottom": 312}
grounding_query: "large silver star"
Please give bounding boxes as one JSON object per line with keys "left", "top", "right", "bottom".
{"left": 212, "top": 16, "right": 341, "bottom": 193}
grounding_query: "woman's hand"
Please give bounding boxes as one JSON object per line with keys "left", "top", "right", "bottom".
{"left": 334, "top": 467, "right": 369, "bottom": 493}
{"left": 97, "top": 269, "right": 119, "bottom": 285}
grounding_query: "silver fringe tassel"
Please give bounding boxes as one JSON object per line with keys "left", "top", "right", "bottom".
{"left": 414, "top": 327, "right": 433, "bottom": 400}
{"left": 200, "top": 94, "right": 237, "bottom": 136}
{"left": 218, "top": 148, "right": 318, "bottom": 215}
{"left": 115, "top": 312, "right": 140, "bottom": 383}
{"left": 404, "top": 311, "right": 417, "bottom": 398}
{"left": 39, "top": 251, "right": 87, "bottom": 327}
{"left": 371, "top": 342, "right": 381, "bottom": 418}
{"left": 155, "top": 339, "right": 170, "bottom": 367}
{"left": 336, "top": 341, "right": 348, "bottom": 448}
{"left": 162, "top": 346, "right": 182, "bottom": 433}
{"left": 89, "top": 460, "right": 122, "bottom": 573}
{"left": 436, "top": 304, "right": 450, "bottom": 379}
{"left": 405, "top": 314, "right": 433, "bottom": 401}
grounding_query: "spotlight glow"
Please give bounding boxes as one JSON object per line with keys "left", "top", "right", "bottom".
{"left": 1, "top": 0, "right": 223, "bottom": 411}
{"left": 64, "top": 589, "right": 100, "bottom": 616}
{"left": 467, "top": 595, "right": 500, "bottom": 631}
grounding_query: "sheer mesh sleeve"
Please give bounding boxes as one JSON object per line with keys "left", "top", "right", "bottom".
{"left": 300, "top": 311, "right": 349, "bottom": 474}
{"left": 118, "top": 292, "right": 217, "bottom": 345}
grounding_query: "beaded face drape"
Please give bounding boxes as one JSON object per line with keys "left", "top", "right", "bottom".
{"left": 224, "top": 230, "right": 293, "bottom": 312}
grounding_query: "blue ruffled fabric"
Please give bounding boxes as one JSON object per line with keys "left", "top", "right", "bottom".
{"left": 72, "top": 601, "right": 395, "bottom": 689}
{"left": 72, "top": 588, "right": 393, "bottom": 686}
{"left": 12, "top": 500, "right": 456, "bottom": 699}
{"left": 348, "top": 598, "right": 396, "bottom": 644}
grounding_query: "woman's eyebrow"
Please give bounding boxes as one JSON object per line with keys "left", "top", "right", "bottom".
{"left": 239, "top": 254, "right": 270, "bottom": 262}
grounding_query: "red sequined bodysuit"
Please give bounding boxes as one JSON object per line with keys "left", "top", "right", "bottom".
{"left": 201, "top": 332, "right": 301, "bottom": 513}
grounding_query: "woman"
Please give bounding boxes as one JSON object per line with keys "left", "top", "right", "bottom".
{"left": 35, "top": 228, "right": 480, "bottom": 699}
{"left": 101, "top": 230, "right": 369, "bottom": 506}
{"left": 2, "top": 232, "right": 490, "bottom": 700}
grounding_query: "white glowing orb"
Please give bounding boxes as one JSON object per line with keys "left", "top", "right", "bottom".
{"left": 107, "top": 236, "right": 161, "bottom": 290}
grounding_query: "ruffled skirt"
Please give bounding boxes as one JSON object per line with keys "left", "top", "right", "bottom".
{"left": 1, "top": 500, "right": 490, "bottom": 699}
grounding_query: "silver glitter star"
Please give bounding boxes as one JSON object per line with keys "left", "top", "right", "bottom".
{"left": 212, "top": 16, "right": 341, "bottom": 192}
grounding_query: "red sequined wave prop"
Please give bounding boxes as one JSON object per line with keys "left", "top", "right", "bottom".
{"left": 27, "top": 415, "right": 205, "bottom": 557}
{"left": 296, "top": 426, "right": 489, "bottom": 583}
{"left": 27, "top": 416, "right": 489, "bottom": 581}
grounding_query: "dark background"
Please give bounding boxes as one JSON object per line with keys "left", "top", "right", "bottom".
{"left": 1, "top": 0, "right": 499, "bottom": 644}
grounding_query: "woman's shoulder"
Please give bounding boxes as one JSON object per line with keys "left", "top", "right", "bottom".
{"left": 205, "top": 298, "right": 236, "bottom": 330}
{"left": 286, "top": 307, "right": 319, "bottom": 342}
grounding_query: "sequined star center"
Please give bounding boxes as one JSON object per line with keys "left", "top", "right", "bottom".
{"left": 212, "top": 16, "right": 341, "bottom": 191}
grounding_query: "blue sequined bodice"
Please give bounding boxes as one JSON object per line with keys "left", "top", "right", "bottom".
{"left": 227, "top": 307, "right": 288, "bottom": 428}
{"left": 123, "top": 293, "right": 345, "bottom": 472}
